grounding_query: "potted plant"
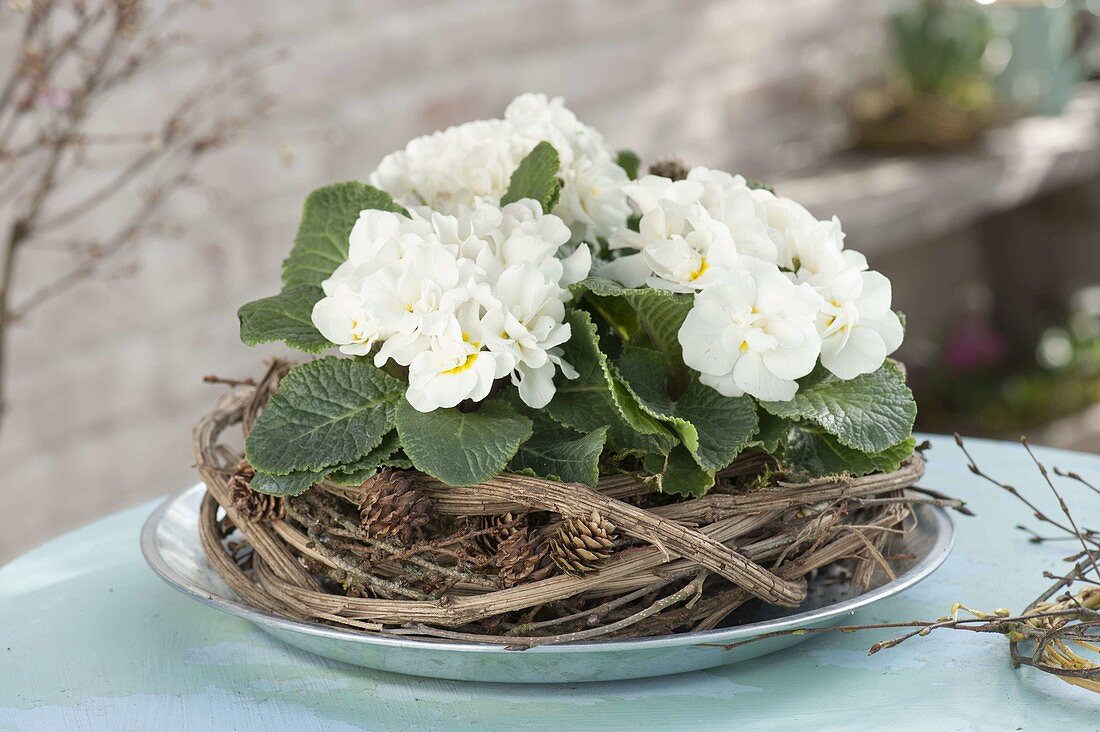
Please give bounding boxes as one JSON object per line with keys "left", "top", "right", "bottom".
{"left": 195, "top": 94, "right": 923, "bottom": 642}
{"left": 851, "top": 0, "right": 1002, "bottom": 151}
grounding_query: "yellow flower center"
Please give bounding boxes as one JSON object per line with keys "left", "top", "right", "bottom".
{"left": 442, "top": 352, "right": 479, "bottom": 375}
{"left": 689, "top": 258, "right": 709, "bottom": 281}
{"left": 349, "top": 319, "right": 368, "bottom": 343}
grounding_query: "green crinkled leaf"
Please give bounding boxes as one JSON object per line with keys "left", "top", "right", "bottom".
{"left": 643, "top": 445, "right": 715, "bottom": 497}
{"left": 759, "top": 362, "right": 916, "bottom": 453}
{"left": 571, "top": 276, "right": 631, "bottom": 298}
{"left": 282, "top": 182, "right": 406, "bottom": 290}
{"left": 327, "top": 431, "right": 402, "bottom": 487}
{"left": 508, "top": 416, "right": 611, "bottom": 484}
{"left": 238, "top": 285, "right": 331, "bottom": 353}
{"left": 501, "top": 141, "right": 562, "bottom": 214}
{"left": 582, "top": 292, "right": 639, "bottom": 342}
{"left": 674, "top": 378, "right": 759, "bottom": 469}
{"left": 251, "top": 431, "right": 402, "bottom": 494}
{"left": 608, "top": 377, "right": 670, "bottom": 438}
{"left": 245, "top": 357, "right": 403, "bottom": 475}
{"left": 509, "top": 420, "right": 608, "bottom": 487}
{"left": 572, "top": 278, "right": 692, "bottom": 360}
{"left": 250, "top": 467, "right": 334, "bottom": 497}
{"left": 616, "top": 346, "right": 757, "bottom": 472}
{"left": 382, "top": 455, "right": 414, "bottom": 470}
{"left": 626, "top": 289, "right": 692, "bottom": 361}
{"left": 395, "top": 399, "right": 533, "bottom": 486}
{"left": 547, "top": 309, "right": 675, "bottom": 455}
{"left": 782, "top": 430, "right": 916, "bottom": 479}
{"left": 750, "top": 410, "right": 794, "bottom": 454}
{"left": 615, "top": 149, "right": 641, "bottom": 180}
{"left": 251, "top": 431, "right": 405, "bottom": 493}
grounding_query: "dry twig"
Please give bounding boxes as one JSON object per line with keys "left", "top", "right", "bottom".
{"left": 0, "top": 0, "right": 279, "bottom": 432}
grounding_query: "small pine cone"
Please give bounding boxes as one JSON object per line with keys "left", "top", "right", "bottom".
{"left": 476, "top": 511, "right": 523, "bottom": 555}
{"left": 496, "top": 527, "right": 555, "bottom": 588}
{"left": 358, "top": 469, "right": 431, "bottom": 545}
{"left": 227, "top": 460, "right": 285, "bottom": 522}
{"left": 648, "top": 157, "right": 689, "bottom": 181}
{"left": 550, "top": 511, "right": 617, "bottom": 577}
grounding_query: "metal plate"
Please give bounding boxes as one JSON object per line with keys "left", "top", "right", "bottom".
{"left": 141, "top": 484, "right": 955, "bottom": 683}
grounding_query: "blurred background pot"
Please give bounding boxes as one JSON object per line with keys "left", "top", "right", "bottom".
{"left": 851, "top": 0, "right": 1003, "bottom": 151}
{"left": 989, "top": 0, "right": 1088, "bottom": 116}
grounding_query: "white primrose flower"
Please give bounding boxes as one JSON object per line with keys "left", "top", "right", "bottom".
{"left": 370, "top": 94, "right": 630, "bottom": 244}
{"left": 459, "top": 199, "right": 582, "bottom": 284}
{"left": 483, "top": 264, "right": 577, "bottom": 409}
{"left": 819, "top": 271, "right": 904, "bottom": 380}
{"left": 310, "top": 281, "right": 380, "bottom": 356}
{"left": 745, "top": 188, "right": 904, "bottom": 379}
{"left": 504, "top": 93, "right": 632, "bottom": 244}
{"left": 405, "top": 300, "right": 512, "bottom": 413}
{"left": 368, "top": 246, "right": 470, "bottom": 368}
{"left": 370, "top": 119, "right": 514, "bottom": 213}
{"left": 797, "top": 261, "right": 903, "bottom": 380}
{"left": 779, "top": 215, "right": 902, "bottom": 380}
{"left": 346, "top": 208, "right": 439, "bottom": 268}
{"left": 555, "top": 152, "right": 632, "bottom": 246}
{"left": 751, "top": 189, "right": 821, "bottom": 271}
{"left": 606, "top": 178, "right": 739, "bottom": 292}
{"left": 605, "top": 169, "right": 778, "bottom": 291}
{"left": 685, "top": 167, "right": 778, "bottom": 262}
{"left": 312, "top": 197, "right": 586, "bottom": 412}
{"left": 678, "top": 257, "right": 823, "bottom": 402}
{"left": 751, "top": 187, "right": 860, "bottom": 276}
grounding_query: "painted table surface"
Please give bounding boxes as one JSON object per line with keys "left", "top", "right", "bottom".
{"left": 1, "top": 435, "right": 1098, "bottom": 732}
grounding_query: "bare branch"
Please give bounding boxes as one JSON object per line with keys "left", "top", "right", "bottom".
{"left": 0, "top": 0, "right": 276, "bottom": 431}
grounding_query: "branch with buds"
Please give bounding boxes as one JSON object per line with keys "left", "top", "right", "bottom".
{"left": 703, "top": 434, "right": 1100, "bottom": 693}
{"left": 0, "top": 0, "right": 279, "bottom": 433}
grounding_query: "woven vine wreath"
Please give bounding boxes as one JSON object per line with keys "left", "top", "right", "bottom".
{"left": 197, "top": 95, "right": 930, "bottom": 644}
{"left": 195, "top": 362, "right": 933, "bottom": 644}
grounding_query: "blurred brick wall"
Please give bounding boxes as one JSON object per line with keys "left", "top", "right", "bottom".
{"left": 0, "top": 0, "right": 889, "bottom": 561}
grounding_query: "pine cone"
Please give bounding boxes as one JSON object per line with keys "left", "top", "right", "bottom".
{"left": 227, "top": 460, "right": 285, "bottom": 522}
{"left": 550, "top": 511, "right": 617, "bottom": 577}
{"left": 476, "top": 511, "right": 524, "bottom": 555}
{"left": 358, "top": 469, "right": 431, "bottom": 545}
{"left": 648, "top": 157, "right": 689, "bottom": 181}
{"left": 496, "top": 527, "right": 555, "bottom": 588}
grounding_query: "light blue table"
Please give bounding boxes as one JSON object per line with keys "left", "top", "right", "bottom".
{"left": 1, "top": 435, "right": 1097, "bottom": 731}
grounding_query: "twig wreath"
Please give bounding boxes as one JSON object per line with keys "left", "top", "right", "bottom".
{"left": 196, "top": 95, "right": 932, "bottom": 643}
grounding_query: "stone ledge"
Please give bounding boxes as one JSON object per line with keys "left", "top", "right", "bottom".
{"left": 773, "top": 83, "right": 1100, "bottom": 253}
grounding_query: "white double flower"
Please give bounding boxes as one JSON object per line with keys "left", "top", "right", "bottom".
{"left": 604, "top": 165, "right": 905, "bottom": 399}
{"left": 371, "top": 94, "right": 630, "bottom": 244}
{"left": 679, "top": 258, "right": 822, "bottom": 402}
{"left": 603, "top": 169, "right": 776, "bottom": 293}
{"left": 344, "top": 97, "right": 906, "bottom": 407}
{"left": 792, "top": 233, "right": 904, "bottom": 380}
{"left": 312, "top": 199, "right": 589, "bottom": 412}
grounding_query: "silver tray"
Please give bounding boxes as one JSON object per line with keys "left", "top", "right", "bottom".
{"left": 141, "top": 483, "right": 955, "bottom": 683}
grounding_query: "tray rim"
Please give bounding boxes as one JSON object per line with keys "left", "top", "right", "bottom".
{"left": 141, "top": 482, "right": 955, "bottom": 655}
